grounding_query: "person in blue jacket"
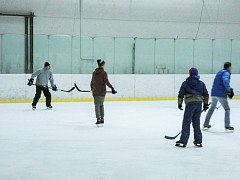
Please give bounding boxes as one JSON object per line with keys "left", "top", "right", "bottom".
{"left": 176, "top": 68, "right": 209, "bottom": 148}
{"left": 203, "top": 62, "right": 234, "bottom": 131}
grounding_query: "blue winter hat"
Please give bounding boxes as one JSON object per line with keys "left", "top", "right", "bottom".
{"left": 189, "top": 68, "right": 198, "bottom": 76}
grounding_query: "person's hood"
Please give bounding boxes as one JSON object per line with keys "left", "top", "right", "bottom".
{"left": 93, "top": 68, "right": 104, "bottom": 75}
{"left": 186, "top": 75, "right": 200, "bottom": 87}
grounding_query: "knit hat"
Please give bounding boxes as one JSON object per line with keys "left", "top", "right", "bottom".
{"left": 189, "top": 67, "right": 198, "bottom": 76}
{"left": 44, "top": 62, "right": 50, "bottom": 67}
{"left": 97, "top": 59, "right": 105, "bottom": 67}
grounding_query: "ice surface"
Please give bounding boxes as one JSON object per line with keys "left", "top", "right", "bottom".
{"left": 0, "top": 100, "right": 240, "bottom": 180}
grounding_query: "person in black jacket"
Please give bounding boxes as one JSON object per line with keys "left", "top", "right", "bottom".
{"left": 176, "top": 68, "right": 209, "bottom": 148}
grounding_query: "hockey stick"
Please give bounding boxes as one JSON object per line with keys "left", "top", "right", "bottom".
{"left": 31, "top": 83, "right": 75, "bottom": 93}
{"left": 165, "top": 131, "right": 182, "bottom": 140}
{"left": 74, "top": 83, "right": 91, "bottom": 92}
{"left": 164, "top": 102, "right": 212, "bottom": 140}
{"left": 49, "top": 86, "right": 75, "bottom": 93}
{"left": 74, "top": 83, "right": 113, "bottom": 93}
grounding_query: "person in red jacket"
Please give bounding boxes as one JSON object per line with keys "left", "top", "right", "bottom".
{"left": 90, "top": 59, "right": 117, "bottom": 127}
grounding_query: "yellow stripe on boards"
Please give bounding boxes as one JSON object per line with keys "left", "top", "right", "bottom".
{"left": 0, "top": 96, "right": 239, "bottom": 103}
{"left": 0, "top": 97, "right": 176, "bottom": 103}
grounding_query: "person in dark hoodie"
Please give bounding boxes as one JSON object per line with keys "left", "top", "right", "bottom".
{"left": 203, "top": 62, "right": 234, "bottom": 131}
{"left": 90, "top": 59, "right": 117, "bottom": 127}
{"left": 176, "top": 68, "right": 209, "bottom": 148}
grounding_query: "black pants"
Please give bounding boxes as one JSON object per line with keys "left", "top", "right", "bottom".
{"left": 32, "top": 86, "right": 51, "bottom": 107}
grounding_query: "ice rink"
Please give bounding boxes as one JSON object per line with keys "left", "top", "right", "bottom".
{"left": 0, "top": 100, "right": 240, "bottom": 180}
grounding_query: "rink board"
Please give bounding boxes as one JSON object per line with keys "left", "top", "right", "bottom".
{"left": 0, "top": 74, "right": 240, "bottom": 103}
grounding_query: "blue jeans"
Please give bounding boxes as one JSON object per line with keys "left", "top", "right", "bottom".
{"left": 204, "top": 96, "right": 230, "bottom": 127}
{"left": 180, "top": 103, "right": 202, "bottom": 145}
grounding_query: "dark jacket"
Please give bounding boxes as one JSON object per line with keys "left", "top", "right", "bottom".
{"left": 178, "top": 75, "right": 209, "bottom": 105}
{"left": 211, "top": 69, "right": 231, "bottom": 98}
{"left": 90, "top": 68, "right": 113, "bottom": 96}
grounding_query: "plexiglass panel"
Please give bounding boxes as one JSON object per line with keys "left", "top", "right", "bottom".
{"left": 155, "top": 39, "right": 174, "bottom": 74}
{"left": 33, "top": 35, "right": 49, "bottom": 71}
{"left": 93, "top": 37, "right": 114, "bottom": 74}
{"left": 2, "top": 34, "right": 24, "bottom": 74}
{"left": 72, "top": 36, "right": 94, "bottom": 74}
{"left": 49, "top": 35, "right": 71, "bottom": 74}
{"left": 135, "top": 39, "right": 155, "bottom": 74}
{"left": 175, "top": 39, "right": 194, "bottom": 74}
{"left": 213, "top": 39, "right": 231, "bottom": 73}
{"left": 114, "top": 38, "right": 134, "bottom": 74}
{"left": 231, "top": 40, "right": 240, "bottom": 74}
{"left": 0, "top": 34, "right": 240, "bottom": 75}
{"left": 194, "top": 39, "right": 212, "bottom": 74}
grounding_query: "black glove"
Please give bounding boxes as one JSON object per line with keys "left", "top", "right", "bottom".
{"left": 27, "top": 78, "right": 34, "bottom": 86}
{"left": 52, "top": 85, "right": 57, "bottom": 91}
{"left": 203, "top": 103, "right": 209, "bottom": 112}
{"left": 111, "top": 87, "right": 117, "bottom": 94}
{"left": 228, "top": 88, "right": 234, "bottom": 99}
{"left": 178, "top": 104, "right": 183, "bottom": 111}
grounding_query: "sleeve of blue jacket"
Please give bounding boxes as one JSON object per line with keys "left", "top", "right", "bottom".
{"left": 222, "top": 71, "right": 231, "bottom": 92}
{"left": 178, "top": 82, "right": 185, "bottom": 105}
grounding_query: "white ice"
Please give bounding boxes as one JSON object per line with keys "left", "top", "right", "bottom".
{"left": 0, "top": 100, "right": 240, "bottom": 180}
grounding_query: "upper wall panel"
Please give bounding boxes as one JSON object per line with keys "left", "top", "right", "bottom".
{"left": 1, "top": 0, "right": 240, "bottom": 38}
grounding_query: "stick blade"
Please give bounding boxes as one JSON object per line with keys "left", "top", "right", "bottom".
{"left": 164, "top": 131, "right": 181, "bottom": 140}
{"left": 60, "top": 87, "right": 75, "bottom": 92}
{"left": 164, "top": 135, "right": 177, "bottom": 140}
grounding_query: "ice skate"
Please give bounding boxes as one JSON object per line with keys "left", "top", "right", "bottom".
{"left": 96, "top": 119, "right": 101, "bottom": 127}
{"left": 100, "top": 118, "right": 104, "bottom": 127}
{"left": 225, "top": 126, "right": 234, "bottom": 132}
{"left": 47, "top": 106, "right": 53, "bottom": 110}
{"left": 193, "top": 141, "right": 203, "bottom": 147}
{"left": 175, "top": 141, "right": 186, "bottom": 148}
{"left": 203, "top": 125, "right": 211, "bottom": 131}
